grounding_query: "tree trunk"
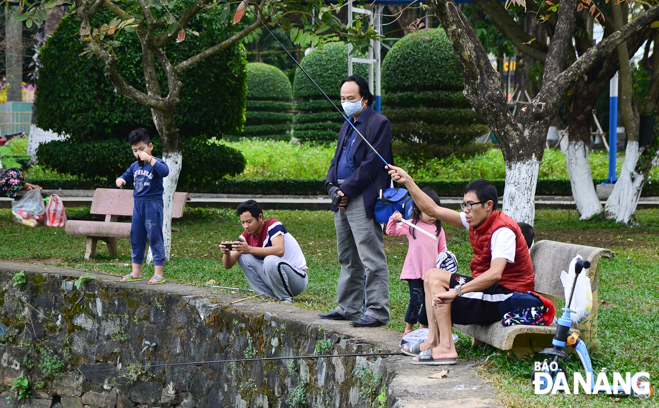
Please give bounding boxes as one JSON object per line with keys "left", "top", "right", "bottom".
{"left": 5, "top": 8, "right": 23, "bottom": 102}
{"left": 147, "top": 108, "right": 182, "bottom": 262}
{"left": 503, "top": 159, "right": 540, "bottom": 223}
{"left": 565, "top": 77, "right": 609, "bottom": 219}
{"left": 605, "top": 32, "right": 659, "bottom": 223}
{"left": 565, "top": 140, "right": 601, "bottom": 218}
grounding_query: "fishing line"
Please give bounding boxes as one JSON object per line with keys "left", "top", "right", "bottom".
{"left": 245, "top": 0, "right": 390, "bottom": 167}
{"left": 80, "top": 352, "right": 405, "bottom": 373}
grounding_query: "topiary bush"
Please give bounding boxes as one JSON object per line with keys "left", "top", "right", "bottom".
{"left": 36, "top": 2, "right": 247, "bottom": 142}
{"left": 382, "top": 28, "right": 489, "bottom": 158}
{"left": 36, "top": 137, "right": 245, "bottom": 191}
{"left": 237, "top": 63, "right": 294, "bottom": 141}
{"left": 293, "top": 43, "right": 368, "bottom": 144}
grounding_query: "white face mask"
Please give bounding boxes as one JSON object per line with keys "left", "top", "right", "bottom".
{"left": 342, "top": 97, "right": 364, "bottom": 117}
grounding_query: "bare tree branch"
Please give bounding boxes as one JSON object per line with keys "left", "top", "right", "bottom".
{"left": 88, "top": 0, "right": 106, "bottom": 18}
{"left": 542, "top": 0, "right": 576, "bottom": 81}
{"left": 154, "top": 0, "right": 215, "bottom": 48}
{"left": 102, "top": 0, "right": 130, "bottom": 20}
{"left": 174, "top": 18, "right": 263, "bottom": 74}
{"left": 545, "top": 3, "right": 659, "bottom": 113}
{"left": 473, "top": 0, "right": 548, "bottom": 62}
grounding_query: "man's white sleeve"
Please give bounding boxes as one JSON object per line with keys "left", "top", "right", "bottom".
{"left": 491, "top": 228, "right": 516, "bottom": 263}
{"left": 459, "top": 212, "right": 469, "bottom": 229}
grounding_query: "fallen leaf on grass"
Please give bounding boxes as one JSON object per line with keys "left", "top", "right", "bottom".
{"left": 429, "top": 370, "right": 449, "bottom": 379}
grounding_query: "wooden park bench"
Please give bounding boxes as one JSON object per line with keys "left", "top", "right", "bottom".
{"left": 454, "top": 240, "right": 614, "bottom": 357}
{"left": 65, "top": 188, "right": 190, "bottom": 260}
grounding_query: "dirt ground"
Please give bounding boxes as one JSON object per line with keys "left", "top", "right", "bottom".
{"left": 536, "top": 229, "right": 655, "bottom": 250}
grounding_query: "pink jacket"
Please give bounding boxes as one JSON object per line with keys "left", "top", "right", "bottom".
{"left": 386, "top": 214, "right": 447, "bottom": 280}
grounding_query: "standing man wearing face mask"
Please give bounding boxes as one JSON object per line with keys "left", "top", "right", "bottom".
{"left": 319, "top": 75, "right": 394, "bottom": 327}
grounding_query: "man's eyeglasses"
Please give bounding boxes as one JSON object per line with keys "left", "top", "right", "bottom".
{"left": 461, "top": 201, "right": 487, "bottom": 211}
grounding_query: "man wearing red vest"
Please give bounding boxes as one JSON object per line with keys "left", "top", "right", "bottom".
{"left": 388, "top": 165, "right": 534, "bottom": 365}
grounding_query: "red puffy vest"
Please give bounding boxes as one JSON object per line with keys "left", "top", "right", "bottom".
{"left": 469, "top": 211, "right": 535, "bottom": 292}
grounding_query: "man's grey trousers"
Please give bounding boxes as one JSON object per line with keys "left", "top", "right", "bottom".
{"left": 333, "top": 194, "right": 390, "bottom": 323}
{"left": 238, "top": 254, "right": 308, "bottom": 302}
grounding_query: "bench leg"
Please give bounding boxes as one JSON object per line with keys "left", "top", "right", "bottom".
{"left": 85, "top": 237, "right": 98, "bottom": 260}
{"left": 105, "top": 238, "right": 118, "bottom": 257}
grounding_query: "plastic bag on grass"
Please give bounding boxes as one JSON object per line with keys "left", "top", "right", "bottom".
{"left": 44, "top": 194, "right": 67, "bottom": 227}
{"left": 11, "top": 189, "right": 45, "bottom": 227}
{"left": 560, "top": 254, "right": 593, "bottom": 324}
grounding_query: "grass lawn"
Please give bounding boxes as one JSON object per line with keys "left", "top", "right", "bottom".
{"left": 214, "top": 139, "right": 659, "bottom": 182}
{"left": 1, "top": 207, "right": 657, "bottom": 407}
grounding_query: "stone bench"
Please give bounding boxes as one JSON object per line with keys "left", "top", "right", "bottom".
{"left": 454, "top": 240, "right": 614, "bottom": 357}
{"left": 65, "top": 188, "right": 190, "bottom": 260}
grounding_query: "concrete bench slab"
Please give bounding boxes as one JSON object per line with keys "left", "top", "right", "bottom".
{"left": 65, "top": 188, "right": 190, "bottom": 260}
{"left": 454, "top": 240, "right": 614, "bottom": 357}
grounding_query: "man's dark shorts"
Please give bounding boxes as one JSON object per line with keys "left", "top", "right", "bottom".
{"left": 449, "top": 273, "right": 513, "bottom": 325}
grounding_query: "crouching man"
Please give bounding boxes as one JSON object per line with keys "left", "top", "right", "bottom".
{"left": 220, "top": 200, "right": 308, "bottom": 303}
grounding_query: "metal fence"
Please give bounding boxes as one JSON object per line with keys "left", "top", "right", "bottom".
{"left": 0, "top": 110, "right": 32, "bottom": 138}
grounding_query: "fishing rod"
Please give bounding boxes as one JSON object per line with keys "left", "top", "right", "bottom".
{"left": 244, "top": 0, "right": 390, "bottom": 167}
{"left": 80, "top": 352, "right": 405, "bottom": 373}
{"left": 400, "top": 218, "right": 437, "bottom": 240}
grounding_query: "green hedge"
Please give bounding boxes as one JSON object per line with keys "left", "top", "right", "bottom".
{"left": 294, "top": 112, "right": 343, "bottom": 124}
{"left": 36, "top": 3, "right": 247, "bottom": 141}
{"left": 27, "top": 177, "right": 659, "bottom": 197}
{"left": 293, "top": 43, "right": 368, "bottom": 143}
{"left": 245, "top": 111, "right": 294, "bottom": 125}
{"left": 295, "top": 100, "right": 342, "bottom": 112}
{"left": 246, "top": 62, "right": 293, "bottom": 101}
{"left": 381, "top": 91, "right": 471, "bottom": 109}
{"left": 292, "top": 130, "right": 338, "bottom": 144}
{"left": 382, "top": 28, "right": 487, "bottom": 156}
{"left": 36, "top": 137, "right": 245, "bottom": 189}
{"left": 386, "top": 108, "right": 482, "bottom": 126}
{"left": 240, "top": 63, "right": 293, "bottom": 140}
{"left": 246, "top": 100, "right": 293, "bottom": 111}
{"left": 391, "top": 124, "right": 490, "bottom": 145}
{"left": 382, "top": 29, "right": 464, "bottom": 93}
{"left": 294, "top": 122, "right": 344, "bottom": 132}
{"left": 242, "top": 124, "right": 295, "bottom": 137}
{"left": 394, "top": 142, "right": 492, "bottom": 161}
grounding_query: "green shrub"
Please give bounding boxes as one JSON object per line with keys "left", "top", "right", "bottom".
{"left": 246, "top": 62, "right": 293, "bottom": 101}
{"left": 382, "top": 28, "right": 488, "bottom": 157}
{"left": 382, "top": 29, "right": 464, "bottom": 93}
{"left": 36, "top": 137, "right": 245, "bottom": 190}
{"left": 246, "top": 100, "right": 292, "bottom": 111}
{"left": 241, "top": 63, "right": 293, "bottom": 141}
{"left": 381, "top": 91, "right": 471, "bottom": 109}
{"left": 36, "top": 2, "right": 247, "bottom": 141}
{"left": 293, "top": 43, "right": 368, "bottom": 143}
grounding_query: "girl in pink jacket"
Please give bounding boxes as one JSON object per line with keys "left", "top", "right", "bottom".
{"left": 386, "top": 188, "right": 448, "bottom": 335}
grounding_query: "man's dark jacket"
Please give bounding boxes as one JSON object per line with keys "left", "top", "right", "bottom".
{"left": 325, "top": 107, "right": 394, "bottom": 218}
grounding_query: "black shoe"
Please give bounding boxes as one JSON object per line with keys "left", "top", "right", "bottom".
{"left": 350, "top": 315, "right": 385, "bottom": 328}
{"left": 318, "top": 309, "right": 347, "bottom": 320}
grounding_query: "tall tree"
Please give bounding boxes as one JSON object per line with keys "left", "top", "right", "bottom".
{"left": 19, "top": 0, "right": 378, "bottom": 258}
{"left": 427, "top": 0, "right": 659, "bottom": 224}
{"left": 5, "top": 7, "right": 23, "bottom": 101}
{"left": 473, "top": 0, "right": 658, "bottom": 223}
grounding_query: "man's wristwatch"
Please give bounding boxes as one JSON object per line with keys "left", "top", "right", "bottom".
{"left": 454, "top": 285, "right": 463, "bottom": 297}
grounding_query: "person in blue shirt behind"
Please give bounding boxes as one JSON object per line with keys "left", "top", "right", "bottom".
{"left": 116, "top": 128, "right": 170, "bottom": 284}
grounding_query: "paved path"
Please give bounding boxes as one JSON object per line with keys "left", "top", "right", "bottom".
{"left": 0, "top": 260, "right": 501, "bottom": 408}
{"left": 2, "top": 190, "right": 659, "bottom": 211}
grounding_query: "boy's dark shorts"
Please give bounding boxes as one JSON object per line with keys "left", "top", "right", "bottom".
{"left": 449, "top": 273, "right": 513, "bottom": 325}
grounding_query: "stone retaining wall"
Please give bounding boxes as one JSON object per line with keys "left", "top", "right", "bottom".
{"left": 0, "top": 269, "right": 391, "bottom": 408}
